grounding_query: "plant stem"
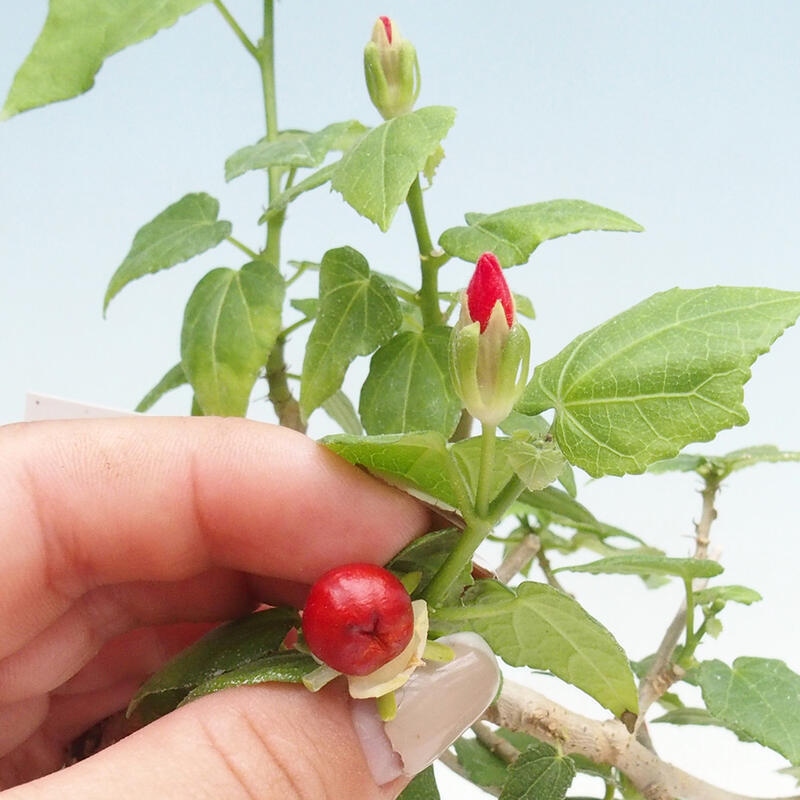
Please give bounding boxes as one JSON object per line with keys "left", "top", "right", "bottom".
{"left": 213, "top": 0, "right": 259, "bottom": 58}
{"left": 266, "top": 339, "right": 305, "bottom": 432}
{"left": 259, "top": 0, "right": 283, "bottom": 263}
{"left": 406, "top": 175, "right": 446, "bottom": 327}
{"left": 423, "top": 517, "right": 492, "bottom": 608}
{"left": 227, "top": 235, "right": 259, "bottom": 260}
{"left": 475, "top": 423, "right": 497, "bottom": 519}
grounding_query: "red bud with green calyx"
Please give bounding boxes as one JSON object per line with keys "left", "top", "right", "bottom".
{"left": 302, "top": 563, "right": 415, "bottom": 676}
{"left": 451, "top": 252, "right": 530, "bottom": 426}
{"left": 364, "top": 16, "right": 420, "bottom": 119}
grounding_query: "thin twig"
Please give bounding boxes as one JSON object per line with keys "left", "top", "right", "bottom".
{"left": 495, "top": 532, "right": 540, "bottom": 583}
{"left": 638, "top": 475, "right": 721, "bottom": 718}
{"left": 471, "top": 720, "right": 521, "bottom": 764}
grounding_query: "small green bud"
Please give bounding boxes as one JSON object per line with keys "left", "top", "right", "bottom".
{"left": 451, "top": 253, "right": 530, "bottom": 426}
{"left": 364, "top": 16, "right": 420, "bottom": 119}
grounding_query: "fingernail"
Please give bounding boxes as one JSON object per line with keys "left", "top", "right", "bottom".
{"left": 351, "top": 632, "right": 501, "bottom": 784}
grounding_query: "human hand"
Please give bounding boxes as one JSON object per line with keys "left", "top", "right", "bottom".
{"left": 0, "top": 416, "right": 449, "bottom": 798}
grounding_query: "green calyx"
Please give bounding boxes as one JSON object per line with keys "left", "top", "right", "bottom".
{"left": 450, "top": 305, "right": 531, "bottom": 427}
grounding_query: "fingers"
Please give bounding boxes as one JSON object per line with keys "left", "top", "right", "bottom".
{"left": 2, "top": 683, "right": 405, "bottom": 800}
{"left": 0, "top": 417, "right": 431, "bottom": 660}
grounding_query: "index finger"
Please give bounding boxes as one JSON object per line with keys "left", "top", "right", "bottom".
{"left": 0, "top": 417, "right": 431, "bottom": 657}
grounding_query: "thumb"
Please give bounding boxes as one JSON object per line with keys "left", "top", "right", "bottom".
{"left": 6, "top": 683, "right": 404, "bottom": 800}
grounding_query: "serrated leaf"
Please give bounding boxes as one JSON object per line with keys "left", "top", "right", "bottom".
{"left": 506, "top": 437, "right": 566, "bottom": 491}
{"left": 2, "top": 0, "right": 210, "bottom": 118}
{"left": 650, "top": 445, "right": 800, "bottom": 478}
{"left": 324, "top": 431, "right": 458, "bottom": 511}
{"left": 135, "top": 362, "right": 187, "bottom": 413}
{"left": 397, "top": 765, "right": 440, "bottom": 800}
{"left": 225, "top": 121, "right": 368, "bottom": 181}
{"left": 300, "top": 247, "right": 401, "bottom": 418}
{"left": 182, "top": 651, "right": 317, "bottom": 703}
{"left": 439, "top": 200, "right": 643, "bottom": 267}
{"left": 331, "top": 106, "right": 456, "bottom": 231}
{"left": 181, "top": 261, "right": 285, "bottom": 416}
{"left": 359, "top": 328, "right": 461, "bottom": 437}
{"left": 500, "top": 742, "right": 576, "bottom": 800}
{"left": 431, "top": 580, "right": 638, "bottom": 717}
{"left": 557, "top": 554, "right": 723, "bottom": 581}
{"left": 104, "top": 193, "right": 232, "bottom": 311}
{"left": 698, "top": 657, "right": 800, "bottom": 764}
{"left": 518, "top": 287, "right": 800, "bottom": 477}
{"left": 128, "top": 607, "right": 298, "bottom": 721}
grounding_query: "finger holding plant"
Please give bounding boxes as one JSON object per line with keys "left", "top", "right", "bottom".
{"left": 7, "top": 4, "right": 800, "bottom": 798}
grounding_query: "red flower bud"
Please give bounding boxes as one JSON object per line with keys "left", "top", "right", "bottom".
{"left": 378, "top": 15, "right": 393, "bottom": 44}
{"left": 466, "top": 252, "right": 514, "bottom": 332}
{"left": 302, "top": 563, "right": 414, "bottom": 676}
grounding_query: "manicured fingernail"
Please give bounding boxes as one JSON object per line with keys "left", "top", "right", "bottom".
{"left": 351, "top": 632, "right": 501, "bottom": 784}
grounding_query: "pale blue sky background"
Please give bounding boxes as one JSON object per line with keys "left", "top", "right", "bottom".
{"left": 2, "top": 2, "right": 800, "bottom": 795}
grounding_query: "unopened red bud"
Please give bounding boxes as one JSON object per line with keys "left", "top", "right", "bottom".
{"left": 466, "top": 252, "right": 515, "bottom": 332}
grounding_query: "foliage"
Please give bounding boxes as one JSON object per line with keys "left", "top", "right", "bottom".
{"left": 5, "top": 3, "right": 800, "bottom": 798}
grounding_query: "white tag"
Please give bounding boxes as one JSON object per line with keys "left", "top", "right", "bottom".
{"left": 25, "top": 392, "right": 137, "bottom": 421}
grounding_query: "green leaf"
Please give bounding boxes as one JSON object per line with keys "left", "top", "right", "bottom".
{"left": 135, "top": 362, "right": 187, "bottom": 413}
{"left": 500, "top": 741, "right": 576, "bottom": 800}
{"left": 454, "top": 736, "right": 509, "bottom": 789}
{"left": 652, "top": 707, "right": 728, "bottom": 728}
{"left": 331, "top": 106, "right": 456, "bottom": 231}
{"left": 431, "top": 580, "right": 638, "bottom": 718}
{"left": 397, "top": 765, "right": 440, "bottom": 800}
{"left": 324, "top": 431, "right": 459, "bottom": 511}
{"left": 2, "top": 0, "right": 211, "bottom": 119}
{"left": 359, "top": 328, "right": 461, "bottom": 437}
{"left": 439, "top": 200, "right": 643, "bottom": 267}
{"left": 225, "top": 121, "right": 368, "bottom": 181}
{"left": 182, "top": 651, "right": 317, "bottom": 703}
{"left": 128, "top": 607, "right": 298, "bottom": 722}
{"left": 505, "top": 437, "right": 566, "bottom": 491}
{"left": 518, "top": 287, "right": 800, "bottom": 477}
{"left": 104, "top": 193, "right": 232, "bottom": 312}
{"left": 321, "top": 390, "right": 363, "bottom": 435}
{"left": 698, "top": 657, "right": 800, "bottom": 764}
{"left": 650, "top": 445, "right": 800, "bottom": 478}
{"left": 557, "top": 554, "right": 723, "bottom": 581}
{"left": 181, "top": 261, "right": 285, "bottom": 416}
{"left": 300, "top": 247, "right": 401, "bottom": 418}
{"left": 693, "top": 585, "right": 762, "bottom": 607}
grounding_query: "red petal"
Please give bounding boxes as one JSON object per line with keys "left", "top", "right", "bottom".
{"left": 466, "top": 252, "right": 514, "bottom": 332}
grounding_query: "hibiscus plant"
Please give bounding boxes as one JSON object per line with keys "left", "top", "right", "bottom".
{"left": 4, "top": 3, "right": 800, "bottom": 799}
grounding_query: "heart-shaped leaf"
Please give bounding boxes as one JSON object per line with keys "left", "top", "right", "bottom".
{"left": 331, "top": 106, "right": 456, "bottom": 231}
{"left": 300, "top": 247, "right": 401, "bottom": 418}
{"left": 359, "top": 327, "right": 461, "bottom": 437}
{"left": 181, "top": 260, "right": 285, "bottom": 416}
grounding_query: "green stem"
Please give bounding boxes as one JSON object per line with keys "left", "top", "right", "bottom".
{"left": 682, "top": 577, "right": 696, "bottom": 658}
{"left": 266, "top": 339, "right": 305, "bottom": 432}
{"left": 475, "top": 423, "right": 497, "bottom": 519}
{"left": 423, "top": 517, "right": 492, "bottom": 608}
{"left": 406, "top": 175, "right": 447, "bottom": 327}
{"left": 227, "top": 235, "right": 259, "bottom": 260}
{"left": 213, "top": 0, "right": 259, "bottom": 58}
{"left": 259, "top": 0, "right": 283, "bottom": 262}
